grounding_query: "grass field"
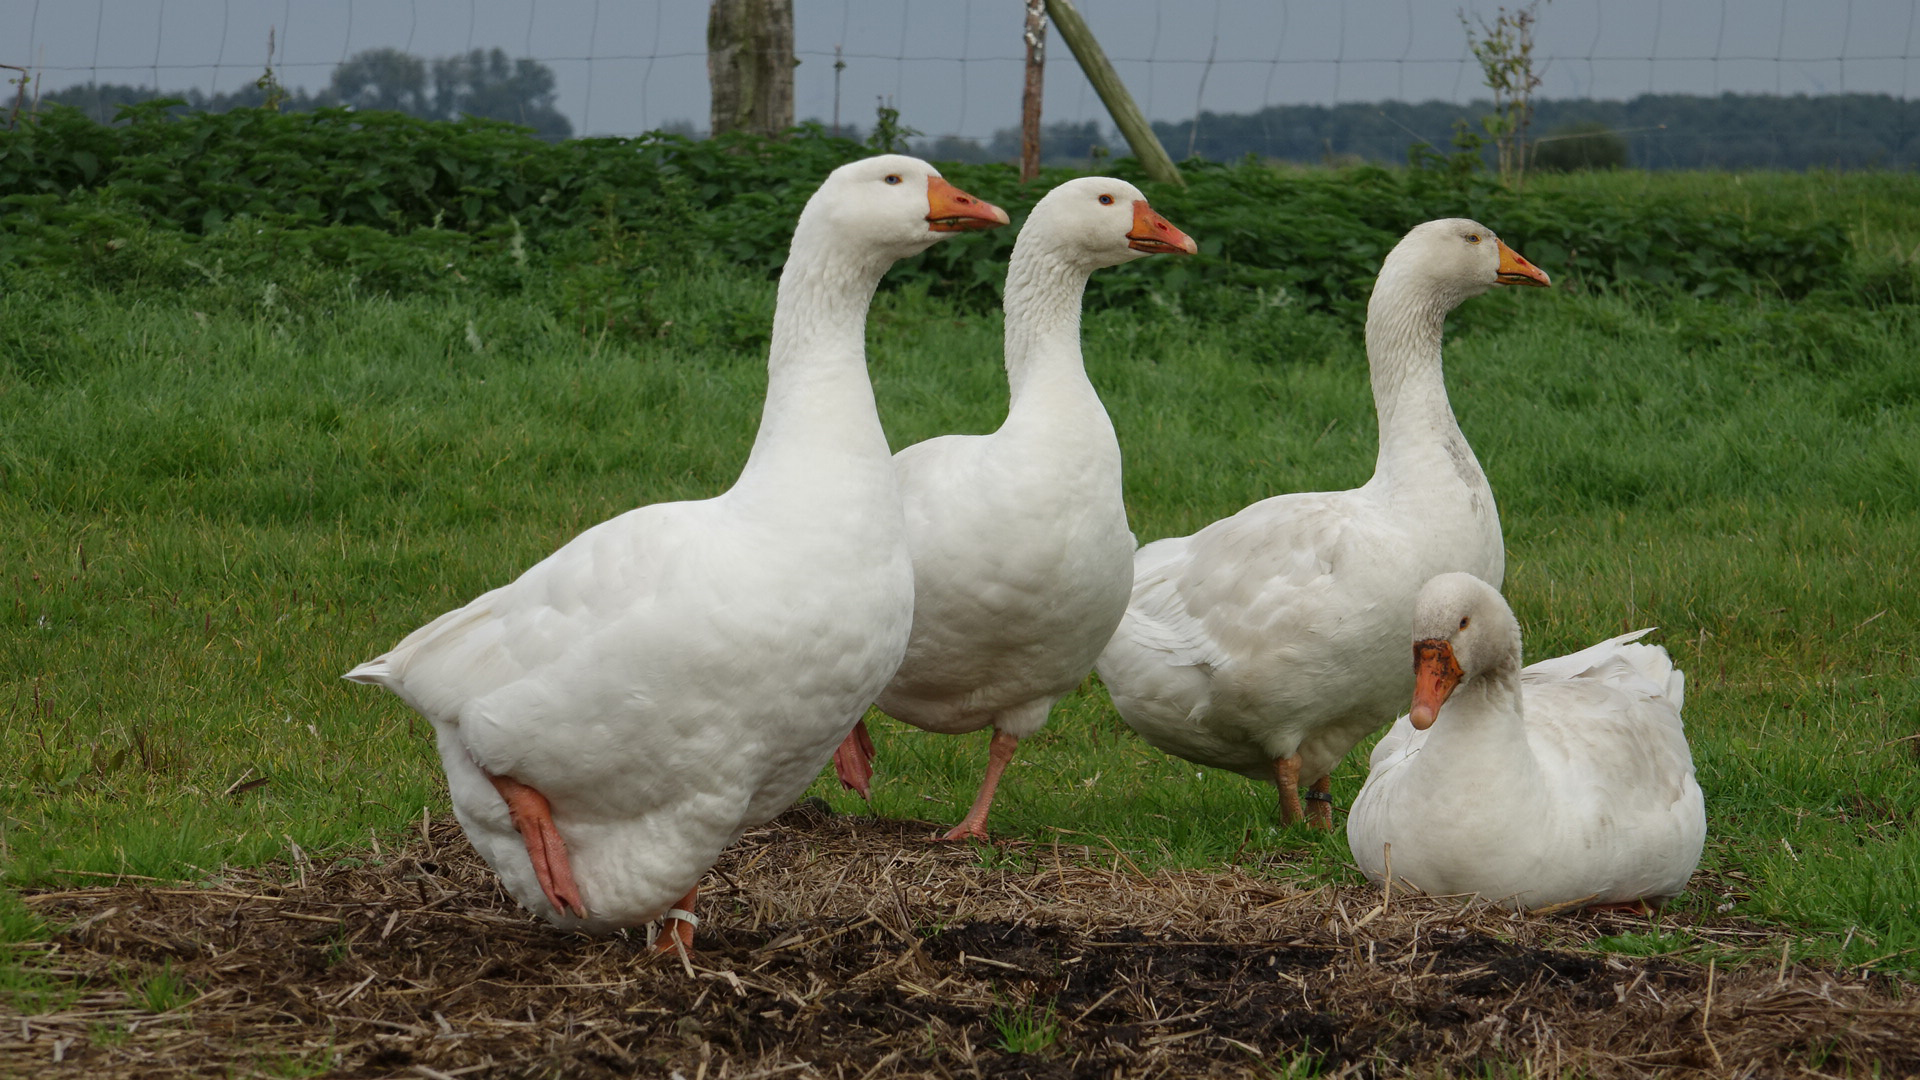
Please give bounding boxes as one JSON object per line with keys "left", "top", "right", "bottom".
{"left": 1529, "top": 167, "right": 1920, "bottom": 260}
{"left": 3, "top": 160, "right": 1918, "bottom": 1014}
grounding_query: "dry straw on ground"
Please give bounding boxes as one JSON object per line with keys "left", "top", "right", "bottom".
{"left": 4, "top": 803, "right": 1915, "bottom": 1078}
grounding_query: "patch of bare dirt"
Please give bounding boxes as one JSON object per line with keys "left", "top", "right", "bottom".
{"left": 4, "top": 803, "right": 1916, "bottom": 1078}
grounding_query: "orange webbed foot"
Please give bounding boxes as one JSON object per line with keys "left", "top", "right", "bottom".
{"left": 1587, "top": 899, "right": 1657, "bottom": 916}
{"left": 932, "top": 820, "right": 993, "bottom": 844}
{"left": 486, "top": 771, "right": 586, "bottom": 918}
{"left": 832, "top": 720, "right": 878, "bottom": 799}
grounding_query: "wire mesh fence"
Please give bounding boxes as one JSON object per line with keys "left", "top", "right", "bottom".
{"left": 5, "top": 0, "right": 1918, "bottom": 168}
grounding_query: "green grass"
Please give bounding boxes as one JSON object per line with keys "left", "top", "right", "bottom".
{"left": 1590, "top": 928, "right": 1701, "bottom": 959}
{"left": 0, "top": 890, "right": 72, "bottom": 1013}
{"left": 249, "top": 1047, "right": 340, "bottom": 1079}
{"left": 2, "top": 168, "right": 1917, "bottom": 989}
{"left": 989, "top": 996, "right": 1061, "bottom": 1055}
{"left": 121, "top": 959, "right": 197, "bottom": 1014}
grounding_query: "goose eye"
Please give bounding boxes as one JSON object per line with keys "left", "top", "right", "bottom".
{"left": 1098, "top": 194, "right": 1115, "bottom": 205}
{"left": 884, "top": 174, "right": 903, "bottom": 185}
{"left": 1458, "top": 617, "right": 1471, "bottom": 630}
{"left": 1465, "top": 233, "right": 1483, "bottom": 244}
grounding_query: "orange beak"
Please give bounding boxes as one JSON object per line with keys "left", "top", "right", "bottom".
{"left": 1409, "top": 639, "right": 1465, "bottom": 730}
{"left": 926, "top": 176, "right": 1010, "bottom": 233}
{"left": 1495, "top": 240, "right": 1551, "bottom": 287}
{"left": 1127, "top": 200, "right": 1198, "bottom": 255}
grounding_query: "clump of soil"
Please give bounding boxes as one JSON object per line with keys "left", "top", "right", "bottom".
{"left": 5, "top": 803, "right": 1916, "bottom": 1078}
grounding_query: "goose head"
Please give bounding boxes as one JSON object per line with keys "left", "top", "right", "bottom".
{"left": 803, "top": 154, "right": 1009, "bottom": 263}
{"left": 1023, "top": 176, "right": 1197, "bottom": 270}
{"left": 1379, "top": 218, "right": 1551, "bottom": 312}
{"left": 1406, "top": 572, "right": 1524, "bottom": 729}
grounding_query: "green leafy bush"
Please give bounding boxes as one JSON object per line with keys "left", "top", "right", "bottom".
{"left": 0, "top": 105, "right": 1854, "bottom": 317}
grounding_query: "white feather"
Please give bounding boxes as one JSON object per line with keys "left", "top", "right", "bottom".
{"left": 875, "top": 180, "right": 1176, "bottom": 787}
{"left": 1349, "top": 573, "right": 1706, "bottom": 910}
{"left": 1097, "top": 219, "right": 1522, "bottom": 793}
{"left": 345, "top": 156, "right": 982, "bottom": 933}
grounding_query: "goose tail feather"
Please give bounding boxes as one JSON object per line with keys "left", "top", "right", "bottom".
{"left": 342, "top": 657, "right": 396, "bottom": 687}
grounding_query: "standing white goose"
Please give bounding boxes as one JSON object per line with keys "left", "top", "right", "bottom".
{"left": 829, "top": 177, "right": 1195, "bottom": 841}
{"left": 343, "top": 156, "right": 1008, "bottom": 948}
{"left": 1095, "top": 219, "right": 1549, "bottom": 828}
{"left": 1347, "top": 572, "right": 1705, "bottom": 910}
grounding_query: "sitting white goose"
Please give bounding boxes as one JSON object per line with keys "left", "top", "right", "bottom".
{"left": 830, "top": 177, "right": 1196, "bottom": 841}
{"left": 1094, "top": 219, "right": 1549, "bottom": 828}
{"left": 1347, "top": 572, "right": 1706, "bottom": 911}
{"left": 343, "top": 156, "right": 1008, "bottom": 949}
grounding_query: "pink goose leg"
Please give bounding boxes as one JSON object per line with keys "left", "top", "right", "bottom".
{"left": 936, "top": 729, "right": 1020, "bottom": 843}
{"left": 653, "top": 885, "right": 699, "bottom": 955}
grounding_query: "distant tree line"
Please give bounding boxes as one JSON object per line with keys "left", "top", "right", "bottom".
{"left": 29, "top": 58, "right": 1920, "bottom": 171}
{"left": 33, "top": 47, "right": 572, "bottom": 141}
{"left": 915, "top": 93, "right": 1920, "bottom": 171}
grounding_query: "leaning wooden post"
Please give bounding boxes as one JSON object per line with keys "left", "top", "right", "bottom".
{"left": 1043, "top": 0, "right": 1184, "bottom": 187}
{"left": 1021, "top": 0, "right": 1047, "bottom": 183}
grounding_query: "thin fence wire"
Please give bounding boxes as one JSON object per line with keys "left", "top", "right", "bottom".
{"left": 4, "top": 0, "right": 1918, "bottom": 166}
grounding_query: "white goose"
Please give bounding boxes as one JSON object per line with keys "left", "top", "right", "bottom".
{"left": 1347, "top": 572, "right": 1706, "bottom": 911}
{"left": 344, "top": 156, "right": 1007, "bottom": 948}
{"left": 831, "top": 177, "right": 1195, "bottom": 841}
{"left": 1095, "top": 219, "right": 1549, "bottom": 828}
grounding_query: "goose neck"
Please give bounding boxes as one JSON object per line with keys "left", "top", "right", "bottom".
{"left": 1001, "top": 243, "right": 1093, "bottom": 407}
{"left": 1363, "top": 270, "right": 1467, "bottom": 479}
{"left": 736, "top": 241, "right": 895, "bottom": 493}
{"left": 1423, "top": 665, "right": 1540, "bottom": 781}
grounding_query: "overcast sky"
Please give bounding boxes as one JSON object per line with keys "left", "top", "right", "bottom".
{"left": 5, "top": 0, "right": 1915, "bottom": 139}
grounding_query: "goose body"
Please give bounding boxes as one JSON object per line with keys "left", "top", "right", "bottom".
{"left": 1347, "top": 572, "right": 1706, "bottom": 910}
{"left": 1095, "top": 219, "right": 1549, "bottom": 826}
{"left": 345, "top": 157, "right": 1007, "bottom": 940}
{"left": 834, "top": 177, "right": 1195, "bottom": 840}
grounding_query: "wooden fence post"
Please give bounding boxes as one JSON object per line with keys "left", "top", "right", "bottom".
{"left": 708, "top": 0, "right": 796, "bottom": 138}
{"left": 1043, "top": 0, "right": 1184, "bottom": 186}
{"left": 1021, "top": 0, "right": 1047, "bottom": 183}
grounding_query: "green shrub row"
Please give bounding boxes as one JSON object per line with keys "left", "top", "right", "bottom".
{"left": 0, "top": 102, "right": 1860, "bottom": 316}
